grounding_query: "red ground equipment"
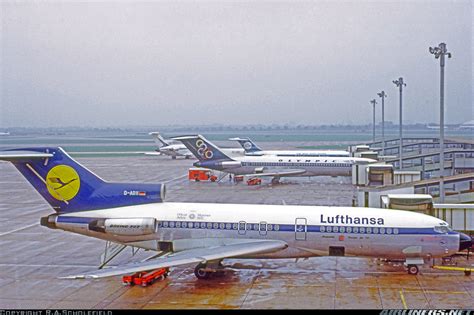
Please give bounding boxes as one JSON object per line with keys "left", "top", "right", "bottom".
{"left": 122, "top": 268, "right": 170, "bottom": 287}
{"left": 247, "top": 177, "right": 262, "bottom": 186}
{"left": 188, "top": 168, "right": 218, "bottom": 182}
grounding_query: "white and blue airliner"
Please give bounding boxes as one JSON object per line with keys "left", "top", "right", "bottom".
{"left": 174, "top": 135, "right": 375, "bottom": 181}
{"left": 0, "top": 147, "right": 471, "bottom": 279}
{"left": 229, "top": 137, "right": 350, "bottom": 157}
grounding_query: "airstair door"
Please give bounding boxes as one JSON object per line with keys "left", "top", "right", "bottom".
{"left": 295, "top": 218, "right": 307, "bottom": 241}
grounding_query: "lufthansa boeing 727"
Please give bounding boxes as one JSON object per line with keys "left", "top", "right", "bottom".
{"left": 0, "top": 147, "right": 471, "bottom": 280}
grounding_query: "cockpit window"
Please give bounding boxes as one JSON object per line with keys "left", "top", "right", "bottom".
{"left": 434, "top": 225, "right": 451, "bottom": 234}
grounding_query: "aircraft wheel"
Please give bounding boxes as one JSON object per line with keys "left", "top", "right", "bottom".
{"left": 407, "top": 265, "right": 419, "bottom": 275}
{"left": 194, "top": 264, "right": 211, "bottom": 280}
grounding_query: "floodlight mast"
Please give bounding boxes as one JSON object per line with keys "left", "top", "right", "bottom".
{"left": 392, "top": 77, "right": 406, "bottom": 170}
{"left": 377, "top": 91, "right": 387, "bottom": 156}
{"left": 370, "top": 99, "right": 377, "bottom": 144}
{"left": 429, "top": 42, "right": 452, "bottom": 203}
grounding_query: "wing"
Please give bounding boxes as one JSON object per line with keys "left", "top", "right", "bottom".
{"left": 61, "top": 239, "right": 287, "bottom": 279}
{"left": 244, "top": 169, "right": 306, "bottom": 178}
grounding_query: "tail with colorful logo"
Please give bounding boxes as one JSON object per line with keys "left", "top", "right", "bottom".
{"left": 172, "top": 135, "right": 232, "bottom": 162}
{"left": 0, "top": 147, "right": 165, "bottom": 213}
{"left": 228, "top": 137, "right": 262, "bottom": 153}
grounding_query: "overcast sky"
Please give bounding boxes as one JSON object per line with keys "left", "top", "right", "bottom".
{"left": 0, "top": 0, "right": 472, "bottom": 127}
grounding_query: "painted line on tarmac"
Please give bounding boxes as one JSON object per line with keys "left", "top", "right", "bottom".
{"left": 0, "top": 263, "right": 99, "bottom": 268}
{"left": 0, "top": 223, "right": 39, "bottom": 236}
{"left": 399, "top": 289, "right": 408, "bottom": 309}
{"left": 403, "top": 289, "right": 467, "bottom": 294}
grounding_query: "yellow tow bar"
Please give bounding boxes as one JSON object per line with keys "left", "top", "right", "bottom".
{"left": 431, "top": 265, "right": 472, "bottom": 276}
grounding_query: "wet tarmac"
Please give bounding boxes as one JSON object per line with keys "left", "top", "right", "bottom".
{"left": 0, "top": 155, "right": 472, "bottom": 309}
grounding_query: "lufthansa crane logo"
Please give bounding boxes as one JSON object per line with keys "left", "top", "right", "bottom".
{"left": 46, "top": 165, "right": 80, "bottom": 201}
{"left": 243, "top": 142, "right": 252, "bottom": 150}
{"left": 195, "top": 139, "right": 214, "bottom": 159}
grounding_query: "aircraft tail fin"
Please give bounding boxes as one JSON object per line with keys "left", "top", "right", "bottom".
{"left": 0, "top": 147, "right": 165, "bottom": 213}
{"left": 172, "top": 135, "right": 232, "bottom": 162}
{"left": 149, "top": 132, "right": 170, "bottom": 148}
{"left": 228, "top": 137, "right": 262, "bottom": 153}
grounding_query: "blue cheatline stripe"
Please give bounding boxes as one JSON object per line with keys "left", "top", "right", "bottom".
{"left": 241, "top": 162, "right": 350, "bottom": 167}
{"left": 57, "top": 216, "right": 96, "bottom": 224}
{"left": 156, "top": 220, "right": 445, "bottom": 236}
{"left": 55, "top": 217, "right": 455, "bottom": 237}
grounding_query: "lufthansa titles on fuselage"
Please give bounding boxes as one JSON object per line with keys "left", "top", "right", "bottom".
{"left": 320, "top": 214, "right": 384, "bottom": 225}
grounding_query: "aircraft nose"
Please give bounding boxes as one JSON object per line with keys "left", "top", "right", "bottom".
{"left": 459, "top": 232, "right": 472, "bottom": 251}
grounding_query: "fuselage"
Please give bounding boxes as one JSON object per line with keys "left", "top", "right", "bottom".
{"left": 195, "top": 155, "right": 376, "bottom": 176}
{"left": 246, "top": 150, "right": 350, "bottom": 157}
{"left": 47, "top": 202, "right": 460, "bottom": 260}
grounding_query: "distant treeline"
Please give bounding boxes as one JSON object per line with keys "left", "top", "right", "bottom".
{"left": 2, "top": 122, "right": 469, "bottom": 135}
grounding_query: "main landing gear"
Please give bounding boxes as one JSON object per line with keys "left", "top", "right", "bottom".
{"left": 194, "top": 261, "right": 226, "bottom": 280}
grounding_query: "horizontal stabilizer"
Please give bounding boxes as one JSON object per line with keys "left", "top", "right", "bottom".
{"left": 0, "top": 151, "right": 54, "bottom": 161}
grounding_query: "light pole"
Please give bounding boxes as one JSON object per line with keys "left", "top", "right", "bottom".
{"left": 429, "top": 42, "right": 452, "bottom": 203}
{"left": 370, "top": 99, "right": 377, "bottom": 144}
{"left": 393, "top": 77, "right": 406, "bottom": 170}
{"left": 377, "top": 91, "right": 387, "bottom": 156}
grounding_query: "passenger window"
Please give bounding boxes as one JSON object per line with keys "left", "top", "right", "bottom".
{"left": 359, "top": 227, "right": 365, "bottom": 233}
{"left": 353, "top": 227, "right": 358, "bottom": 233}
{"left": 201, "top": 222, "right": 206, "bottom": 228}
{"left": 380, "top": 228, "right": 385, "bottom": 234}
{"left": 346, "top": 227, "right": 352, "bottom": 233}
{"left": 326, "top": 226, "right": 332, "bottom": 232}
{"left": 226, "top": 223, "right": 231, "bottom": 230}
{"left": 387, "top": 228, "right": 392, "bottom": 234}
{"left": 320, "top": 226, "right": 325, "bottom": 232}
{"left": 268, "top": 224, "right": 273, "bottom": 231}
{"left": 213, "top": 223, "right": 218, "bottom": 229}
{"left": 340, "top": 227, "right": 345, "bottom": 233}
{"left": 366, "top": 227, "right": 371, "bottom": 234}
{"left": 176, "top": 221, "right": 181, "bottom": 228}
{"left": 163, "top": 221, "right": 169, "bottom": 228}
{"left": 373, "top": 227, "right": 378, "bottom": 234}
{"left": 393, "top": 228, "right": 399, "bottom": 234}
{"left": 182, "top": 222, "right": 187, "bottom": 228}
{"left": 233, "top": 223, "right": 238, "bottom": 230}
{"left": 333, "top": 226, "right": 338, "bottom": 233}
{"left": 274, "top": 224, "right": 280, "bottom": 231}
{"left": 169, "top": 221, "right": 175, "bottom": 228}
{"left": 188, "top": 222, "right": 193, "bottom": 228}
{"left": 207, "top": 222, "right": 212, "bottom": 229}
{"left": 259, "top": 222, "right": 267, "bottom": 235}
